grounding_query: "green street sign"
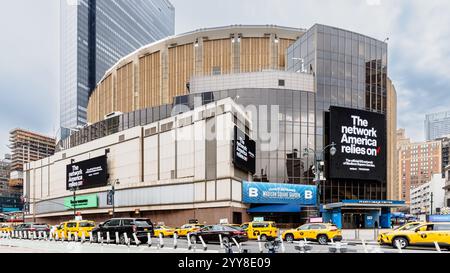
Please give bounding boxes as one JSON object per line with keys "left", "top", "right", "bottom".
{"left": 64, "top": 194, "right": 98, "bottom": 210}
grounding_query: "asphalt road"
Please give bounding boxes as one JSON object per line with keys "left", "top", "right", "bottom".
{"left": 0, "top": 237, "right": 448, "bottom": 253}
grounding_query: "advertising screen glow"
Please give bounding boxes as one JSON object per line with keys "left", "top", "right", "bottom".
{"left": 329, "top": 106, "right": 387, "bottom": 182}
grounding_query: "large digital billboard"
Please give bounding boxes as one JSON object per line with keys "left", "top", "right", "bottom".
{"left": 233, "top": 126, "right": 256, "bottom": 174}
{"left": 328, "top": 106, "right": 386, "bottom": 182}
{"left": 242, "top": 181, "right": 317, "bottom": 205}
{"left": 66, "top": 155, "right": 108, "bottom": 190}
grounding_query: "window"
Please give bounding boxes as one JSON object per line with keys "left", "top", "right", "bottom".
{"left": 434, "top": 224, "right": 450, "bottom": 231}
{"left": 122, "top": 219, "right": 133, "bottom": 226}
{"left": 298, "top": 224, "right": 310, "bottom": 230}
{"left": 66, "top": 222, "right": 77, "bottom": 228}
{"left": 212, "top": 66, "right": 221, "bottom": 75}
{"left": 105, "top": 219, "right": 120, "bottom": 227}
{"left": 278, "top": 79, "right": 285, "bottom": 87}
{"left": 79, "top": 222, "right": 95, "bottom": 228}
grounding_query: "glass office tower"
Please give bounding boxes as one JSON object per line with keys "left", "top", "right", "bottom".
{"left": 425, "top": 111, "right": 450, "bottom": 141}
{"left": 60, "top": 0, "right": 175, "bottom": 139}
{"left": 287, "top": 24, "right": 388, "bottom": 203}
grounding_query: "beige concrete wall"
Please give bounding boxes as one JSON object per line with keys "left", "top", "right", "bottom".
{"left": 386, "top": 78, "right": 399, "bottom": 201}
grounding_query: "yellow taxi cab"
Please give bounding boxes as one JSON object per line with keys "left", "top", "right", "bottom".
{"left": 240, "top": 221, "right": 278, "bottom": 240}
{"left": 154, "top": 225, "right": 176, "bottom": 238}
{"left": 174, "top": 224, "right": 204, "bottom": 237}
{"left": 378, "top": 222, "right": 450, "bottom": 250}
{"left": 282, "top": 223, "right": 343, "bottom": 245}
{"left": 0, "top": 223, "right": 13, "bottom": 233}
{"left": 55, "top": 220, "right": 96, "bottom": 238}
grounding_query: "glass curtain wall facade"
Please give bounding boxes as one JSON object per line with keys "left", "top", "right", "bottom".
{"left": 176, "top": 89, "right": 318, "bottom": 186}
{"left": 60, "top": 0, "right": 175, "bottom": 139}
{"left": 287, "top": 24, "right": 388, "bottom": 203}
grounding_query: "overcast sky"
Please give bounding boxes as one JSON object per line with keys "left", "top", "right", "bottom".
{"left": 1, "top": 0, "right": 450, "bottom": 156}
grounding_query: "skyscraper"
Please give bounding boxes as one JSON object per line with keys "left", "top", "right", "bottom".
{"left": 60, "top": 0, "right": 175, "bottom": 139}
{"left": 425, "top": 111, "right": 450, "bottom": 141}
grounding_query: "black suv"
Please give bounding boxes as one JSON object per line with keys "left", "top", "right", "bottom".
{"left": 91, "top": 218, "right": 154, "bottom": 244}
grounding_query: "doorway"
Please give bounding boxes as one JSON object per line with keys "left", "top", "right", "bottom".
{"left": 343, "top": 212, "right": 365, "bottom": 229}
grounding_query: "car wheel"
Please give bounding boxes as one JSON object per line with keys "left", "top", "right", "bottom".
{"left": 285, "top": 234, "right": 294, "bottom": 243}
{"left": 317, "top": 234, "right": 328, "bottom": 245}
{"left": 392, "top": 237, "right": 408, "bottom": 249}
{"left": 222, "top": 236, "right": 230, "bottom": 245}
{"left": 190, "top": 235, "right": 197, "bottom": 244}
{"left": 260, "top": 234, "right": 268, "bottom": 241}
{"left": 119, "top": 234, "right": 127, "bottom": 245}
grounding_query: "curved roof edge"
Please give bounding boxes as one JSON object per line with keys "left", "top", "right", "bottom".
{"left": 96, "top": 24, "right": 306, "bottom": 86}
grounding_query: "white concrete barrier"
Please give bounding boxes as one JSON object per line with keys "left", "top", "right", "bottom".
{"left": 232, "top": 237, "right": 241, "bottom": 253}
{"left": 74, "top": 232, "right": 79, "bottom": 242}
{"left": 199, "top": 236, "right": 207, "bottom": 251}
{"left": 115, "top": 232, "right": 119, "bottom": 244}
{"left": 187, "top": 233, "right": 192, "bottom": 251}
{"left": 89, "top": 232, "right": 93, "bottom": 243}
{"left": 61, "top": 232, "right": 65, "bottom": 242}
{"left": 68, "top": 232, "right": 72, "bottom": 241}
{"left": 123, "top": 233, "right": 130, "bottom": 247}
{"left": 106, "top": 232, "right": 111, "bottom": 244}
{"left": 133, "top": 233, "right": 141, "bottom": 246}
{"left": 279, "top": 236, "right": 285, "bottom": 253}
{"left": 257, "top": 235, "right": 263, "bottom": 253}
{"left": 395, "top": 240, "right": 403, "bottom": 253}
{"left": 81, "top": 232, "right": 86, "bottom": 243}
{"left": 434, "top": 242, "right": 442, "bottom": 253}
{"left": 158, "top": 233, "right": 164, "bottom": 248}
{"left": 147, "top": 233, "right": 152, "bottom": 247}
{"left": 219, "top": 234, "right": 224, "bottom": 249}
{"left": 173, "top": 233, "right": 178, "bottom": 249}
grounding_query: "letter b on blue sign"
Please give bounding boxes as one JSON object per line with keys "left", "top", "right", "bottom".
{"left": 249, "top": 188, "right": 258, "bottom": 198}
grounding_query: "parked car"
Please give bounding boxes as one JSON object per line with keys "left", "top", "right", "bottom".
{"left": 91, "top": 218, "right": 154, "bottom": 244}
{"left": 14, "top": 223, "right": 50, "bottom": 234}
{"left": 174, "top": 224, "right": 204, "bottom": 237}
{"left": 55, "top": 220, "right": 96, "bottom": 239}
{"left": 0, "top": 223, "right": 13, "bottom": 233}
{"left": 240, "top": 221, "right": 278, "bottom": 241}
{"left": 154, "top": 225, "right": 175, "bottom": 238}
{"left": 378, "top": 222, "right": 450, "bottom": 250}
{"left": 189, "top": 225, "right": 248, "bottom": 244}
{"left": 282, "top": 223, "right": 343, "bottom": 245}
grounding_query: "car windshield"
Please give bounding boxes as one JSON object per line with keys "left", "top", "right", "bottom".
{"left": 79, "top": 222, "right": 95, "bottom": 228}
{"left": 223, "top": 225, "right": 242, "bottom": 231}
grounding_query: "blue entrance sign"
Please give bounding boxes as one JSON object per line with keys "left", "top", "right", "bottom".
{"left": 428, "top": 215, "right": 450, "bottom": 222}
{"left": 342, "top": 200, "right": 405, "bottom": 205}
{"left": 242, "top": 181, "right": 317, "bottom": 205}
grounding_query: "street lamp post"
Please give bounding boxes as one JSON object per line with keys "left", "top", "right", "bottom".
{"left": 109, "top": 179, "right": 120, "bottom": 217}
{"left": 70, "top": 185, "right": 79, "bottom": 220}
{"left": 303, "top": 142, "right": 337, "bottom": 217}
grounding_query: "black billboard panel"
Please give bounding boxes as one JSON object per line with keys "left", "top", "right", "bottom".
{"left": 66, "top": 155, "right": 108, "bottom": 190}
{"left": 233, "top": 126, "right": 256, "bottom": 174}
{"left": 329, "top": 106, "right": 386, "bottom": 182}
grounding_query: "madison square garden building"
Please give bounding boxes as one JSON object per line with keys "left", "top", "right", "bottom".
{"left": 25, "top": 25, "right": 401, "bottom": 229}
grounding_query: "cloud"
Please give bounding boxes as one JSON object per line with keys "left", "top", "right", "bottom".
{"left": 0, "top": 0, "right": 59, "bottom": 155}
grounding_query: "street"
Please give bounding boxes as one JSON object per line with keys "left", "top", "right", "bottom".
{"left": 0, "top": 236, "right": 446, "bottom": 254}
